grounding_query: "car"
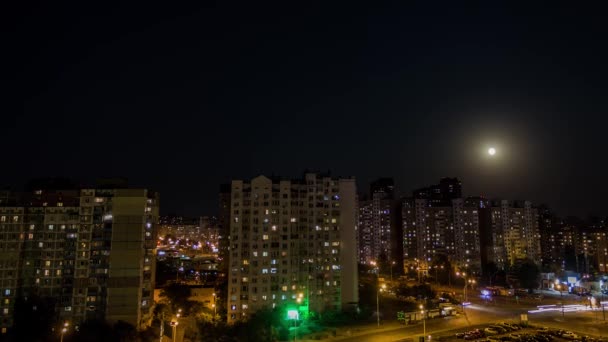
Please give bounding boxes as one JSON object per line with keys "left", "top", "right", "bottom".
{"left": 561, "top": 332, "right": 580, "bottom": 340}
{"left": 456, "top": 332, "right": 466, "bottom": 338}
{"left": 502, "top": 323, "right": 521, "bottom": 330}
{"left": 533, "top": 334, "right": 551, "bottom": 342}
{"left": 485, "top": 328, "right": 500, "bottom": 335}
{"left": 510, "top": 333, "right": 522, "bottom": 340}
{"left": 498, "top": 324, "right": 516, "bottom": 332}
{"left": 490, "top": 326, "right": 508, "bottom": 333}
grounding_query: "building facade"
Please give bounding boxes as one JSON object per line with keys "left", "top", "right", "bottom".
{"left": 401, "top": 196, "right": 485, "bottom": 274}
{"left": 226, "top": 173, "right": 358, "bottom": 324}
{"left": 489, "top": 200, "right": 540, "bottom": 268}
{"left": 0, "top": 188, "right": 158, "bottom": 334}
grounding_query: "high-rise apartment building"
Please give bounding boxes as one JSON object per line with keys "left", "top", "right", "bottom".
{"left": 401, "top": 196, "right": 485, "bottom": 273}
{"left": 358, "top": 178, "right": 400, "bottom": 266}
{"left": 0, "top": 187, "right": 158, "bottom": 334}
{"left": 226, "top": 173, "right": 358, "bottom": 324}
{"left": 489, "top": 200, "right": 540, "bottom": 268}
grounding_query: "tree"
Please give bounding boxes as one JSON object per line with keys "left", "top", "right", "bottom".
{"left": 113, "top": 321, "right": 138, "bottom": 342}
{"left": 430, "top": 254, "right": 452, "bottom": 284}
{"left": 517, "top": 259, "right": 540, "bottom": 291}
{"left": 395, "top": 283, "right": 411, "bottom": 299}
{"left": 11, "top": 295, "right": 57, "bottom": 342}
{"left": 160, "top": 283, "right": 191, "bottom": 312}
{"left": 72, "top": 318, "right": 115, "bottom": 342}
{"left": 377, "top": 252, "right": 390, "bottom": 275}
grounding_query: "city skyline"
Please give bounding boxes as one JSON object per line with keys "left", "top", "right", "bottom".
{"left": 5, "top": 2, "right": 608, "bottom": 218}
{"left": 1, "top": 175, "right": 604, "bottom": 220}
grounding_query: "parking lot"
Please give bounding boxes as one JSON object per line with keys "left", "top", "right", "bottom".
{"left": 435, "top": 322, "right": 605, "bottom": 342}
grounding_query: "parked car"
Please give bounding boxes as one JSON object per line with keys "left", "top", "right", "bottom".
{"left": 561, "top": 332, "right": 580, "bottom": 340}
{"left": 485, "top": 328, "right": 500, "bottom": 335}
{"left": 497, "top": 324, "right": 515, "bottom": 332}
{"left": 490, "top": 325, "right": 508, "bottom": 333}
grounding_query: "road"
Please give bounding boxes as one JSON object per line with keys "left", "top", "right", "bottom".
{"left": 331, "top": 289, "right": 608, "bottom": 342}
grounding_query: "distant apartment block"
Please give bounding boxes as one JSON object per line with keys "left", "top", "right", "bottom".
{"left": 489, "top": 200, "right": 540, "bottom": 268}
{"left": 358, "top": 178, "right": 399, "bottom": 265}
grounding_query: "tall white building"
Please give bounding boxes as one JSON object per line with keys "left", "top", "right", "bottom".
{"left": 226, "top": 173, "right": 358, "bottom": 324}
{"left": 490, "top": 200, "right": 540, "bottom": 268}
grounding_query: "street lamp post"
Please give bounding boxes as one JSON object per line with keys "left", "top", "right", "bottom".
{"left": 171, "top": 309, "right": 182, "bottom": 342}
{"left": 420, "top": 305, "right": 426, "bottom": 340}
{"left": 60, "top": 322, "right": 69, "bottom": 342}
{"left": 390, "top": 261, "right": 395, "bottom": 282}
{"left": 212, "top": 293, "right": 217, "bottom": 321}
{"left": 159, "top": 312, "right": 164, "bottom": 342}
{"left": 170, "top": 321, "right": 178, "bottom": 342}
{"left": 371, "top": 261, "right": 380, "bottom": 327}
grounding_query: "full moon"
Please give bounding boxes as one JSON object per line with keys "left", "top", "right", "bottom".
{"left": 488, "top": 147, "right": 496, "bottom": 156}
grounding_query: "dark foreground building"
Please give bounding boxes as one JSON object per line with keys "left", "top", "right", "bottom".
{"left": 0, "top": 186, "right": 159, "bottom": 334}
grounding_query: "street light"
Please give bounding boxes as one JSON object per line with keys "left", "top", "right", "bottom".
{"left": 370, "top": 261, "right": 380, "bottom": 327}
{"left": 212, "top": 293, "right": 217, "bottom": 321}
{"left": 420, "top": 304, "right": 426, "bottom": 340}
{"left": 170, "top": 321, "right": 179, "bottom": 342}
{"left": 60, "top": 322, "right": 69, "bottom": 342}
{"left": 287, "top": 309, "right": 299, "bottom": 342}
{"left": 390, "top": 261, "right": 396, "bottom": 282}
{"left": 171, "top": 309, "right": 182, "bottom": 342}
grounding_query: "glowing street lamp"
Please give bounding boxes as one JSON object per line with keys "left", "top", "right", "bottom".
{"left": 170, "top": 321, "right": 179, "bottom": 342}
{"left": 212, "top": 293, "right": 217, "bottom": 321}
{"left": 370, "top": 261, "right": 380, "bottom": 327}
{"left": 60, "top": 322, "right": 69, "bottom": 342}
{"left": 287, "top": 309, "right": 299, "bottom": 342}
{"left": 420, "top": 305, "right": 426, "bottom": 339}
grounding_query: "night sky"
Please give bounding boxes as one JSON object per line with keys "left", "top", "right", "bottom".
{"left": 5, "top": 2, "right": 608, "bottom": 217}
